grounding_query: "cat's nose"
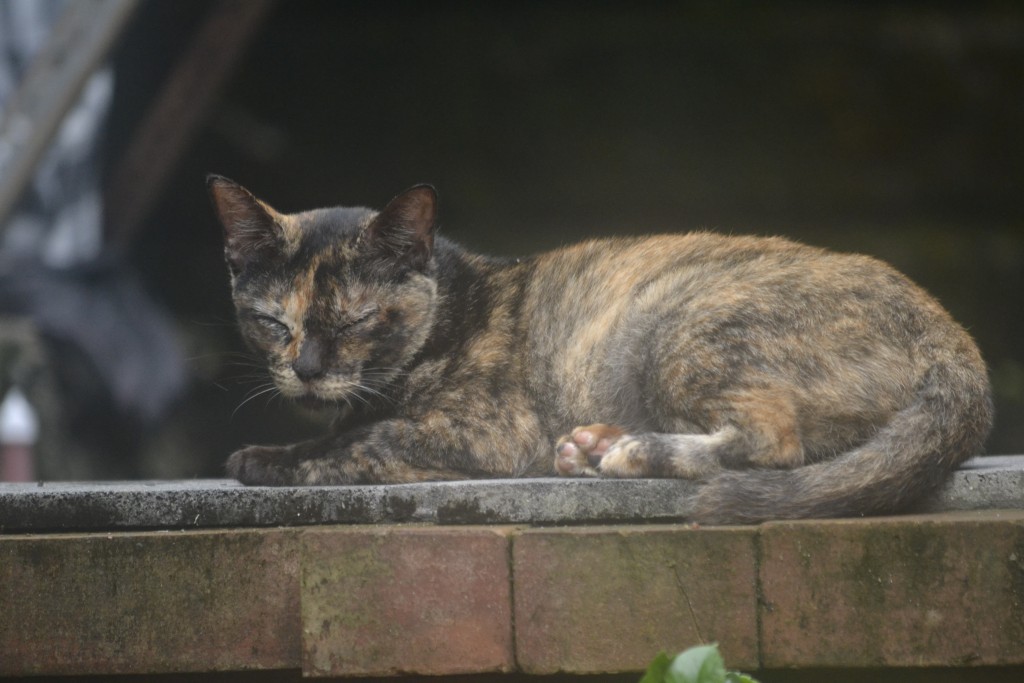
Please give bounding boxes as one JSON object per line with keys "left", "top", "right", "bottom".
{"left": 293, "top": 338, "right": 326, "bottom": 382}
{"left": 292, "top": 361, "right": 325, "bottom": 382}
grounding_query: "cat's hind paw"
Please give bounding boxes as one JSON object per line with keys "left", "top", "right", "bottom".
{"left": 554, "top": 424, "right": 629, "bottom": 477}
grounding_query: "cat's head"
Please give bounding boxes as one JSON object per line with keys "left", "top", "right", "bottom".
{"left": 208, "top": 176, "right": 439, "bottom": 407}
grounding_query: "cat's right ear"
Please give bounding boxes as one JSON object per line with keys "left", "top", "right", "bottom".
{"left": 362, "top": 184, "right": 438, "bottom": 271}
{"left": 207, "top": 175, "right": 290, "bottom": 275}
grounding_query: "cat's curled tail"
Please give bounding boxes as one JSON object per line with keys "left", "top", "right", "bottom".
{"left": 691, "top": 352, "right": 993, "bottom": 525}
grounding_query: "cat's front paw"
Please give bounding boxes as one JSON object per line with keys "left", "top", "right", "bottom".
{"left": 227, "top": 445, "right": 301, "bottom": 485}
{"left": 554, "top": 424, "right": 633, "bottom": 477}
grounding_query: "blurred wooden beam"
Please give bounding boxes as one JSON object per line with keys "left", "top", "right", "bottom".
{"left": 104, "top": 0, "right": 276, "bottom": 248}
{"left": 0, "top": 0, "right": 138, "bottom": 229}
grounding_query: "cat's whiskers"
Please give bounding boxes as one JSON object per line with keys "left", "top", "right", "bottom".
{"left": 233, "top": 373, "right": 276, "bottom": 385}
{"left": 231, "top": 383, "right": 282, "bottom": 420}
{"left": 224, "top": 366, "right": 272, "bottom": 376}
{"left": 188, "top": 349, "right": 262, "bottom": 364}
{"left": 357, "top": 368, "right": 407, "bottom": 406}
{"left": 352, "top": 371, "right": 401, "bottom": 402}
{"left": 342, "top": 387, "right": 373, "bottom": 409}
{"left": 354, "top": 382, "right": 391, "bottom": 404}
{"left": 360, "top": 366, "right": 410, "bottom": 382}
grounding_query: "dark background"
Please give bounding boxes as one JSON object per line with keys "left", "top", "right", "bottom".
{"left": 53, "top": 0, "right": 1024, "bottom": 478}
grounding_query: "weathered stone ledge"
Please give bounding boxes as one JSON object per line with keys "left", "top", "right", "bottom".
{"left": 0, "top": 455, "right": 1021, "bottom": 532}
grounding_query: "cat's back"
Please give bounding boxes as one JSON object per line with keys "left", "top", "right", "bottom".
{"left": 518, "top": 231, "right": 977, "bottom": 432}
{"left": 527, "top": 231, "right": 841, "bottom": 303}
{"left": 523, "top": 230, "right": 950, "bottom": 339}
{"left": 522, "top": 230, "right": 896, "bottom": 345}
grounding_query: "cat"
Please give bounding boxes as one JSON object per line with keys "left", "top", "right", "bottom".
{"left": 208, "top": 176, "right": 992, "bottom": 524}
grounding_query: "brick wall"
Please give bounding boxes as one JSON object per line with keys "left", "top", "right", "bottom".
{"left": 3, "top": 510, "right": 1023, "bottom": 677}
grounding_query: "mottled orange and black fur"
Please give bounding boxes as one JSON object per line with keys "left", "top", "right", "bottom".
{"left": 208, "top": 177, "right": 992, "bottom": 524}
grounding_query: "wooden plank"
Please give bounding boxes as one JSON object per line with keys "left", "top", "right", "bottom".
{"left": 104, "top": 0, "right": 276, "bottom": 247}
{"left": 0, "top": 0, "right": 138, "bottom": 227}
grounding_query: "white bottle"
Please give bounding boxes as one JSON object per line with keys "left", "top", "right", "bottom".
{"left": 0, "top": 387, "right": 39, "bottom": 482}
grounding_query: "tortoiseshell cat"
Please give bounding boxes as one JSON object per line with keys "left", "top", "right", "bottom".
{"left": 208, "top": 176, "right": 992, "bottom": 524}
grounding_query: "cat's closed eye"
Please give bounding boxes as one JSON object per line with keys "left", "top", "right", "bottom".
{"left": 341, "top": 306, "right": 379, "bottom": 331}
{"left": 252, "top": 314, "right": 292, "bottom": 342}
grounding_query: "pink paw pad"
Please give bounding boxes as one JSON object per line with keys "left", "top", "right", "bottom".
{"left": 553, "top": 423, "right": 629, "bottom": 477}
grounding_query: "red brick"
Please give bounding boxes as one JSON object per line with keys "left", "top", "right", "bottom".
{"left": 0, "top": 528, "right": 301, "bottom": 676}
{"left": 300, "top": 525, "right": 515, "bottom": 676}
{"left": 513, "top": 525, "right": 759, "bottom": 674}
{"left": 760, "top": 510, "right": 1024, "bottom": 667}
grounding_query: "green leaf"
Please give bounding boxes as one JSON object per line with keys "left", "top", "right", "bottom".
{"left": 666, "top": 644, "right": 727, "bottom": 683}
{"left": 725, "top": 673, "right": 760, "bottom": 683}
{"left": 640, "top": 651, "right": 674, "bottom": 683}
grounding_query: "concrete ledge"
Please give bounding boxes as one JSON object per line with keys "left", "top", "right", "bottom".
{"left": 1, "top": 456, "right": 1022, "bottom": 532}
{"left": 0, "top": 477, "right": 700, "bottom": 532}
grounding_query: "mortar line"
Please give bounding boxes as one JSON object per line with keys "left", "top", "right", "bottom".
{"left": 507, "top": 529, "right": 520, "bottom": 672}
{"left": 753, "top": 528, "right": 765, "bottom": 669}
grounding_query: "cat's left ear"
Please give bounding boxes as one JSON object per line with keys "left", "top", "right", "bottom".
{"left": 363, "top": 184, "right": 438, "bottom": 270}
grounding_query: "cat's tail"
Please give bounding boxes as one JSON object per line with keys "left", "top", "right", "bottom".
{"left": 690, "top": 357, "right": 993, "bottom": 525}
